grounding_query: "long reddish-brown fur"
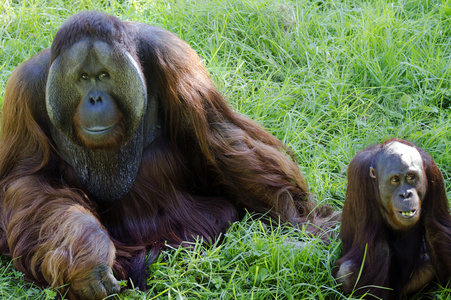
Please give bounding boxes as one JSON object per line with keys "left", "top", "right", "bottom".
{"left": 335, "top": 138, "right": 451, "bottom": 299}
{"left": 0, "top": 12, "right": 337, "bottom": 299}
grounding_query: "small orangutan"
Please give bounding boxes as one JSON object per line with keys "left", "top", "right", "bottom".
{"left": 0, "top": 11, "right": 336, "bottom": 299}
{"left": 335, "top": 138, "right": 451, "bottom": 299}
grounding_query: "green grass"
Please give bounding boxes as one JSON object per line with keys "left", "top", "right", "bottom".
{"left": 2, "top": 0, "right": 451, "bottom": 298}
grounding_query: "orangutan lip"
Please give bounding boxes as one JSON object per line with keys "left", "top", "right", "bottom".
{"left": 398, "top": 210, "right": 417, "bottom": 218}
{"left": 82, "top": 126, "right": 113, "bottom": 135}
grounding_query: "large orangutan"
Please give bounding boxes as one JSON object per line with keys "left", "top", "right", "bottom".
{"left": 335, "top": 138, "right": 451, "bottom": 299}
{"left": 0, "top": 11, "right": 335, "bottom": 299}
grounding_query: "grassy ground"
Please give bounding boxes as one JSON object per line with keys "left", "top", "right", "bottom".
{"left": 2, "top": 0, "right": 451, "bottom": 298}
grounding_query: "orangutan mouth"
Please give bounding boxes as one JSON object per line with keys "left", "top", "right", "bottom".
{"left": 399, "top": 210, "right": 417, "bottom": 218}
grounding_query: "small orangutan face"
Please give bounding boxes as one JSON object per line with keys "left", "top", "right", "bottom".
{"left": 370, "top": 142, "right": 427, "bottom": 230}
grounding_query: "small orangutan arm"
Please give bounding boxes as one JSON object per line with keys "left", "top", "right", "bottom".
{"left": 335, "top": 259, "right": 358, "bottom": 294}
{"left": 403, "top": 255, "right": 435, "bottom": 294}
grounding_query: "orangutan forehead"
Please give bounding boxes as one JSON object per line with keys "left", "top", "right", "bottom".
{"left": 377, "top": 141, "right": 423, "bottom": 168}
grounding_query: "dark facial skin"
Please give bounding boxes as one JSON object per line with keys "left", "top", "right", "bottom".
{"left": 46, "top": 38, "right": 147, "bottom": 150}
{"left": 45, "top": 38, "right": 153, "bottom": 201}
{"left": 371, "top": 142, "right": 427, "bottom": 230}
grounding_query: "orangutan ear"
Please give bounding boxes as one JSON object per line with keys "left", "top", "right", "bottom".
{"left": 369, "top": 167, "right": 376, "bottom": 179}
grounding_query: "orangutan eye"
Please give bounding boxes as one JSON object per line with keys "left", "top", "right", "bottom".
{"left": 391, "top": 176, "right": 400, "bottom": 183}
{"left": 99, "top": 71, "right": 109, "bottom": 79}
{"left": 407, "top": 174, "right": 416, "bottom": 181}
